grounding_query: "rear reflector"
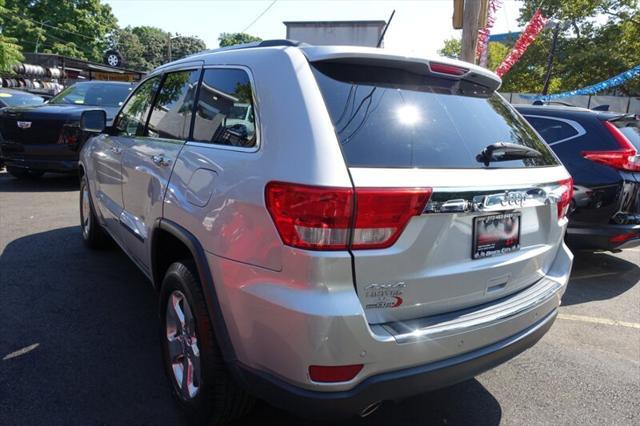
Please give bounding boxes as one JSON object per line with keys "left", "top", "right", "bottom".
{"left": 557, "top": 178, "right": 574, "bottom": 220}
{"left": 429, "top": 62, "right": 469, "bottom": 76}
{"left": 609, "top": 232, "right": 638, "bottom": 245}
{"left": 581, "top": 121, "right": 640, "bottom": 172}
{"left": 265, "top": 182, "right": 432, "bottom": 250}
{"left": 309, "top": 364, "right": 363, "bottom": 383}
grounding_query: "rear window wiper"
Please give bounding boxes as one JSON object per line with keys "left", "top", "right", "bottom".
{"left": 476, "top": 142, "right": 543, "bottom": 166}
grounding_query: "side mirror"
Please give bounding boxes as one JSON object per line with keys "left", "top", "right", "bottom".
{"left": 80, "top": 109, "right": 106, "bottom": 133}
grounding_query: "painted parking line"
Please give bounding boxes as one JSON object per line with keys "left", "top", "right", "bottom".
{"left": 558, "top": 313, "right": 640, "bottom": 329}
{"left": 2, "top": 343, "right": 39, "bottom": 361}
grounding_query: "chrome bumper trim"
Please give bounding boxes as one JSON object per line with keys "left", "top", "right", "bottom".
{"left": 379, "top": 276, "right": 563, "bottom": 344}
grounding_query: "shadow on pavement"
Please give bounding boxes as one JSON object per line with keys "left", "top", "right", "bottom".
{"left": 562, "top": 250, "right": 640, "bottom": 306}
{"left": 0, "top": 225, "right": 502, "bottom": 426}
{"left": 0, "top": 170, "right": 79, "bottom": 193}
{"left": 0, "top": 225, "right": 187, "bottom": 425}
{"left": 236, "top": 378, "right": 501, "bottom": 425}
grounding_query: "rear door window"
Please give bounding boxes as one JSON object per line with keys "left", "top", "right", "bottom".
{"left": 147, "top": 69, "right": 200, "bottom": 141}
{"left": 312, "top": 62, "right": 558, "bottom": 168}
{"left": 191, "top": 68, "right": 256, "bottom": 148}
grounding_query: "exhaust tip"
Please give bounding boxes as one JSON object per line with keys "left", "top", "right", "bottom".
{"left": 359, "top": 401, "right": 382, "bottom": 418}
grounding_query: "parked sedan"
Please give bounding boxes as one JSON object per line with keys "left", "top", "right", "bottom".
{"left": 0, "top": 81, "right": 133, "bottom": 178}
{"left": 0, "top": 89, "right": 45, "bottom": 108}
{"left": 517, "top": 105, "right": 640, "bottom": 250}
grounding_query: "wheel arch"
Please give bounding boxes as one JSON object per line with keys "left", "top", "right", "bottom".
{"left": 150, "top": 219, "right": 239, "bottom": 365}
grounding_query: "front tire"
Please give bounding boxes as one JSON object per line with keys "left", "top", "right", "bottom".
{"left": 79, "top": 176, "right": 108, "bottom": 248}
{"left": 160, "top": 260, "right": 254, "bottom": 425}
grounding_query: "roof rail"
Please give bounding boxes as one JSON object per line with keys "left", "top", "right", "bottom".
{"left": 188, "top": 39, "right": 308, "bottom": 57}
{"left": 154, "top": 39, "right": 309, "bottom": 72}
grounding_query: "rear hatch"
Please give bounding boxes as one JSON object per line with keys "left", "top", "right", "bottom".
{"left": 310, "top": 57, "right": 572, "bottom": 324}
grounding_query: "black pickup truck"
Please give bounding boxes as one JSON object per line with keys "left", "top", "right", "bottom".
{"left": 0, "top": 81, "right": 133, "bottom": 178}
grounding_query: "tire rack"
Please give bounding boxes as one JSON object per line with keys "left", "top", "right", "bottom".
{"left": 1, "top": 63, "right": 64, "bottom": 98}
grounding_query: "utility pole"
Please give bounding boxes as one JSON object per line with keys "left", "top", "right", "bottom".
{"left": 34, "top": 20, "right": 46, "bottom": 53}
{"left": 460, "top": 0, "right": 482, "bottom": 63}
{"left": 542, "top": 22, "right": 561, "bottom": 95}
{"left": 167, "top": 34, "right": 172, "bottom": 62}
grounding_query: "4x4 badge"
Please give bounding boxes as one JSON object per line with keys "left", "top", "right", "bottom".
{"left": 17, "top": 121, "right": 32, "bottom": 129}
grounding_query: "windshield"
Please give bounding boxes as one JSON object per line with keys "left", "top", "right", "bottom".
{"left": 0, "top": 91, "right": 45, "bottom": 107}
{"left": 312, "top": 62, "right": 559, "bottom": 169}
{"left": 49, "top": 82, "right": 133, "bottom": 107}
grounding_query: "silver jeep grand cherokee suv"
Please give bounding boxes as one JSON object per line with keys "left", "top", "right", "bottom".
{"left": 78, "top": 40, "right": 574, "bottom": 424}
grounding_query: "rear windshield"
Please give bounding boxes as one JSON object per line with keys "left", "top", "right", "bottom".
{"left": 613, "top": 119, "right": 640, "bottom": 150}
{"left": 312, "top": 62, "right": 558, "bottom": 169}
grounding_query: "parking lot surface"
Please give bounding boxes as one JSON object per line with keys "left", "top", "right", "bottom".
{"left": 1, "top": 172, "right": 638, "bottom": 426}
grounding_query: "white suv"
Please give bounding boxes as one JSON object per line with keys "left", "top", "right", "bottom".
{"left": 78, "top": 40, "right": 573, "bottom": 424}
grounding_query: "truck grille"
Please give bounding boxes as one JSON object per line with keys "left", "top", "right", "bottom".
{"left": 0, "top": 117, "right": 64, "bottom": 145}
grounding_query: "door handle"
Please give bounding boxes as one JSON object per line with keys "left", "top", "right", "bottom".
{"left": 151, "top": 154, "right": 171, "bottom": 167}
{"left": 110, "top": 145, "right": 122, "bottom": 154}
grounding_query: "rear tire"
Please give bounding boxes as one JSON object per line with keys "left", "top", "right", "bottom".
{"left": 160, "top": 260, "right": 254, "bottom": 425}
{"left": 79, "top": 176, "right": 108, "bottom": 248}
{"left": 6, "top": 166, "right": 43, "bottom": 179}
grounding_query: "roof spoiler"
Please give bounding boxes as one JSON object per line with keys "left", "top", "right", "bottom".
{"left": 300, "top": 46, "right": 502, "bottom": 92}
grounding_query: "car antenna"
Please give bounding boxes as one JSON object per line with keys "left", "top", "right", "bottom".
{"left": 377, "top": 10, "right": 396, "bottom": 48}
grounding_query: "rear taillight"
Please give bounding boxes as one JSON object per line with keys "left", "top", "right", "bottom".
{"left": 352, "top": 188, "right": 432, "bottom": 249}
{"left": 557, "top": 177, "right": 574, "bottom": 220}
{"left": 581, "top": 121, "right": 640, "bottom": 172}
{"left": 265, "top": 182, "right": 432, "bottom": 251}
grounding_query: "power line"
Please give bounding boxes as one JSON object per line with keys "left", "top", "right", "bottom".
{"left": 6, "top": 13, "right": 97, "bottom": 41}
{"left": 241, "top": 0, "right": 277, "bottom": 33}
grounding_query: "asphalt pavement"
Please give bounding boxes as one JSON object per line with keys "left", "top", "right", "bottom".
{"left": 1, "top": 171, "right": 638, "bottom": 426}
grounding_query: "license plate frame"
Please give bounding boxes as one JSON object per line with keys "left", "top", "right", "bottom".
{"left": 472, "top": 212, "right": 521, "bottom": 259}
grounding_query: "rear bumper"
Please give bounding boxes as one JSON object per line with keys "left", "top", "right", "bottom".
{"left": 208, "top": 242, "right": 572, "bottom": 418}
{"left": 237, "top": 309, "right": 557, "bottom": 419}
{"left": 567, "top": 223, "right": 640, "bottom": 251}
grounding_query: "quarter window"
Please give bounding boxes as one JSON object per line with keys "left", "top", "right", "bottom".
{"left": 525, "top": 116, "right": 580, "bottom": 144}
{"left": 147, "top": 70, "right": 200, "bottom": 141}
{"left": 192, "top": 69, "right": 256, "bottom": 148}
{"left": 114, "top": 76, "right": 160, "bottom": 137}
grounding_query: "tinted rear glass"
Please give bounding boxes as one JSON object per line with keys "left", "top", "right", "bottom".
{"left": 613, "top": 119, "right": 640, "bottom": 150}
{"left": 312, "top": 62, "right": 558, "bottom": 168}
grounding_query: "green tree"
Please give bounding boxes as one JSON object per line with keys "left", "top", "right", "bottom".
{"left": 169, "top": 35, "right": 207, "bottom": 61}
{"left": 132, "top": 26, "right": 169, "bottom": 69}
{"left": 505, "top": 0, "right": 640, "bottom": 94}
{"left": 2, "top": 0, "right": 117, "bottom": 61}
{"left": 108, "top": 27, "right": 149, "bottom": 70}
{"left": 438, "top": 38, "right": 509, "bottom": 71}
{"left": 110, "top": 27, "right": 207, "bottom": 71}
{"left": 0, "top": 0, "right": 23, "bottom": 72}
{"left": 218, "top": 32, "right": 262, "bottom": 48}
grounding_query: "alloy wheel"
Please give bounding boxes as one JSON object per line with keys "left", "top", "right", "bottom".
{"left": 165, "top": 290, "right": 202, "bottom": 400}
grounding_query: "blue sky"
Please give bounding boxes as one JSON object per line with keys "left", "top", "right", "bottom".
{"left": 103, "top": 0, "right": 525, "bottom": 55}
